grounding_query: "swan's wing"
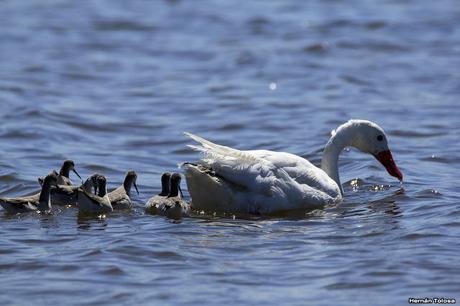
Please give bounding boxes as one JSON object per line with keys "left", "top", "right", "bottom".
{"left": 185, "top": 133, "right": 341, "bottom": 213}
{"left": 186, "top": 133, "right": 337, "bottom": 195}
{"left": 185, "top": 133, "right": 282, "bottom": 196}
{"left": 184, "top": 133, "right": 331, "bottom": 208}
{"left": 248, "top": 150, "right": 340, "bottom": 198}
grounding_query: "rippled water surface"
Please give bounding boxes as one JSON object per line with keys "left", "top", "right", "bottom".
{"left": 1, "top": 1, "right": 459, "bottom": 305}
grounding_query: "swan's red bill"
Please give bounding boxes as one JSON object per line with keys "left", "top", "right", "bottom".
{"left": 375, "top": 150, "right": 403, "bottom": 181}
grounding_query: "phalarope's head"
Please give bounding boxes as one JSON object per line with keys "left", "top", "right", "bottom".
{"left": 160, "top": 172, "right": 171, "bottom": 196}
{"left": 61, "top": 160, "right": 82, "bottom": 181}
{"left": 43, "top": 171, "right": 59, "bottom": 188}
{"left": 169, "top": 173, "right": 183, "bottom": 198}
{"left": 96, "top": 175, "right": 108, "bottom": 197}
{"left": 124, "top": 171, "right": 139, "bottom": 195}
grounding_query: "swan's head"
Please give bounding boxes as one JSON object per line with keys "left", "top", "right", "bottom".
{"left": 340, "top": 120, "right": 403, "bottom": 181}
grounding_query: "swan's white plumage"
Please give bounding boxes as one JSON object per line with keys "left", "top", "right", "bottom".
{"left": 183, "top": 133, "right": 341, "bottom": 214}
{"left": 183, "top": 120, "right": 402, "bottom": 214}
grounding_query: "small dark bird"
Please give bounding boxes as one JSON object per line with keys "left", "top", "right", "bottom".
{"left": 145, "top": 172, "right": 189, "bottom": 220}
{"left": 0, "top": 171, "right": 59, "bottom": 214}
{"left": 77, "top": 175, "right": 112, "bottom": 214}
{"left": 108, "top": 171, "right": 139, "bottom": 210}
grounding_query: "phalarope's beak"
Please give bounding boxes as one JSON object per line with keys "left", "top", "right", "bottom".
{"left": 178, "top": 185, "right": 184, "bottom": 198}
{"left": 73, "top": 169, "right": 83, "bottom": 182}
{"left": 134, "top": 181, "right": 139, "bottom": 195}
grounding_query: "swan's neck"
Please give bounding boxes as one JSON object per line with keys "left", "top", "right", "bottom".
{"left": 321, "top": 127, "right": 355, "bottom": 195}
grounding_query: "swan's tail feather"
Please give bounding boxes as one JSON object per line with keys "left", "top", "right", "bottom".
{"left": 184, "top": 132, "right": 219, "bottom": 150}
{"left": 187, "top": 144, "right": 207, "bottom": 152}
{"left": 184, "top": 132, "right": 264, "bottom": 165}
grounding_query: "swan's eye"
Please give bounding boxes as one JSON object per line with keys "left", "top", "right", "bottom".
{"left": 377, "top": 135, "right": 384, "bottom": 141}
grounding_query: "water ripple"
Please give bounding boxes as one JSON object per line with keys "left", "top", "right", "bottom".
{"left": 0, "top": 1, "right": 459, "bottom": 305}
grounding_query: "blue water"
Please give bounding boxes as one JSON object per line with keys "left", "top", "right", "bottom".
{"left": 1, "top": 1, "right": 459, "bottom": 305}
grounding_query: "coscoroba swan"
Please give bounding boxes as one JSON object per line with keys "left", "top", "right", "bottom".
{"left": 183, "top": 119, "right": 402, "bottom": 214}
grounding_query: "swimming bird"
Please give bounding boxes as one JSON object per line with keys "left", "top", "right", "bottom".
{"left": 145, "top": 173, "right": 189, "bottom": 219}
{"left": 108, "top": 171, "right": 139, "bottom": 209}
{"left": 160, "top": 173, "right": 189, "bottom": 220}
{"left": 0, "top": 171, "right": 59, "bottom": 214}
{"left": 183, "top": 119, "right": 403, "bottom": 214}
{"left": 39, "top": 160, "right": 82, "bottom": 186}
{"left": 77, "top": 175, "right": 112, "bottom": 214}
{"left": 49, "top": 173, "right": 100, "bottom": 205}
{"left": 144, "top": 172, "right": 171, "bottom": 213}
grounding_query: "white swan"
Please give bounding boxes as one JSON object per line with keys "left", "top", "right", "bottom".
{"left": 183, "top": 119, "right": 402, "bottom": 214}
